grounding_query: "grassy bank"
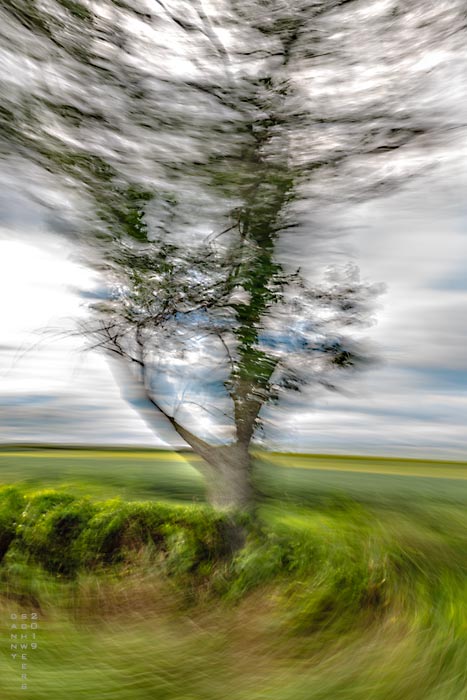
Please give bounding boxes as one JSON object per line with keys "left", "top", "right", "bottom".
{"left": 0, "top": 450, "right": 467, "bottom": 698}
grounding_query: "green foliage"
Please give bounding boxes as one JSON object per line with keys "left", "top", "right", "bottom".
{"left": 101, "top": 185, "right": 155, "bottom": 243}
{"left": 1, "top": 489, "right": 239, "bottom": 580}
{"left": 218, "top": 502, "right": 390, "bottom": 640}
{"left": 223, "top": 534, "right": 288, "bottom": 599}
{"left": 16, "top": 492, "right": 97, "bottom": 576}
{"left": 1, "top": 460, "right": 467, "bottom": 624}
{"left": 2, "top": 473, "right": 467, "bottom": 699}
{"left": 1, "top": 0, "right": 61, "bottom": 40}
{"left": 278, "top": 549, "right": 389, "bottom": 635}
{"left": 2, "top": 455, "right": 467, "bottom": 697}
{"left": 57, "top": 0, "right": 92, "bottom": 21}
{"left": 0, "top": 487, "right": 25, "bottom": 562}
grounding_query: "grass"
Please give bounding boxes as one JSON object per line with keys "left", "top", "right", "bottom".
{"left": 1, "top": 447, "right": 467, "bottom": 699}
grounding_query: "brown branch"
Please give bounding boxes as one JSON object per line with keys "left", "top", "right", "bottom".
{"left": 136, "top": 356, "right": 219, "bottom": 465}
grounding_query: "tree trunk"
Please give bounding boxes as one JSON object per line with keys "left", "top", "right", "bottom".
{"left": 201, "top": 443, "right": 254, "bottom": 511}
{"left": 197, "top": 442, "right": 254, "bottom": 552}
{"left": 176, "top": 438, "right": 254, "bottom": 551}
{"left": 109, "top": 359, "right": 255, "bottom": 512}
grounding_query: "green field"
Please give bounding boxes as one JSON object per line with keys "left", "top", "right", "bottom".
{"left": 0, "top": 448, "right": 467, "bottom": 503}
{"left": 1, "top": 447, "right": 466, "bottom": 506}
{"left": 1, "top": 448, "right": 467, "bottom": 699}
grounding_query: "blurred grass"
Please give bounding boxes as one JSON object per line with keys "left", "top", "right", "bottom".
{"left": 1, "top": 448, "right": 467, "bottom": 699}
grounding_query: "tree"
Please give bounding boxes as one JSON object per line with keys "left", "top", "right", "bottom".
{"left": 87, "top": 191, "right": 379, "bottom": 509}
{"left": 1, "top": 0, "right": 465, "bottom": 509}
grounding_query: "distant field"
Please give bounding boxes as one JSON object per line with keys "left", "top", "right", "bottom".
{"left": 1, "top": 447, "right": 466, "bottom": 506}
{"left": 0, "top": 448, "right": 205, "bottom": 502}
{"left": 257, "top": 453, "right": 467, "bottom": 508}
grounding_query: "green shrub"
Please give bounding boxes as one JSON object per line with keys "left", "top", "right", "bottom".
{"left": 0, "top": 486, "right": 25, "bottom": 562}
{"left": 0, "top": 485, "right": 392, "bottom": 636}
{"left": 78, "top": 499, "right": 144, "bottom": 567}
{"left": 4, "top": 491, "right": 241, "bottom": 579}
{"left": 17, "top": 492, "right": 97, "bottom": 576}
{"left": 223, "top": 534, "right": 288, "bottom": 599}
{"left": 161, "top": 524, "right": 202, "bottom": 577}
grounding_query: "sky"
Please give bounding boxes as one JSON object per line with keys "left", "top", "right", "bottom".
{"left": 0, "top": 0, "right": 466, "bottom": 458}
{"left": 1, "top": 153, "right": 466, "bottom": 458}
